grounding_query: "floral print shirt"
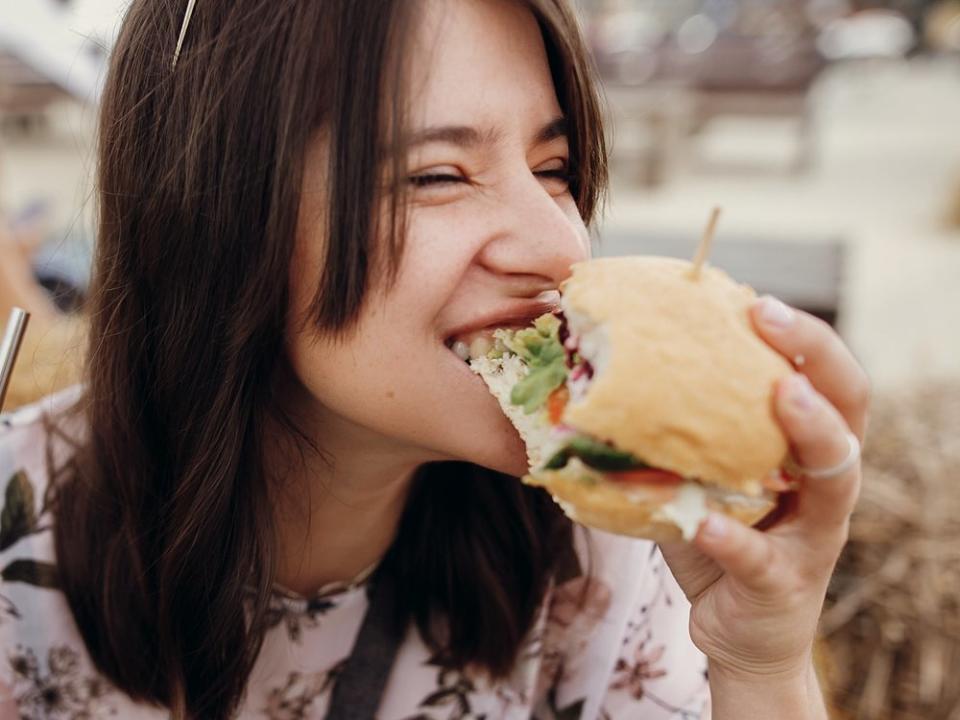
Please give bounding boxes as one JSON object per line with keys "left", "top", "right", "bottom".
{"left": 0, "top": 390, "right": 709, "bottom": 719}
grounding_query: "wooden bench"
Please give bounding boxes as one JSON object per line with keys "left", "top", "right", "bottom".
{"left": 596, "top": 232, "right": 846, "bottom": 328}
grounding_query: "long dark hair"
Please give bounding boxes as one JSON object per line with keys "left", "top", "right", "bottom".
{"left": 53, "top": 0, "right": 608, "bottom": 717}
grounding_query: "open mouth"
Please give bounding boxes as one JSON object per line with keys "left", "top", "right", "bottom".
{"left": 444, "top": 329, "right": 498, "bottom": 363}
{"left": 444, "top": 322, "right": 541, "bottom": 364}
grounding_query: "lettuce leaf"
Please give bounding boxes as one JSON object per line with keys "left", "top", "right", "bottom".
{"left": 502, "top": 314, "right": 568, "bottom": 414}
{"left": 544, "top": 435, "right": 648, "bottom": 471}
{"left": 511, "top": 362, "right": 568, "bottom": 414}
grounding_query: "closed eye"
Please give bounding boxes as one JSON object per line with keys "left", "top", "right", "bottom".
{"left": 408, "top": 166, "right": 572, "bottom": 188}
{"left": 535, "top": 168, "right": 573, "bottom": 182}
{"left": 408, "top": 173, "right": 467, "bottom": 187}
{"left": 534, "top": 157, "right": 574, "bottom": 190}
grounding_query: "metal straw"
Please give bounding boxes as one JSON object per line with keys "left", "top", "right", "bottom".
{"left": 0, "top": 308, "right": 29, "bottom": 413}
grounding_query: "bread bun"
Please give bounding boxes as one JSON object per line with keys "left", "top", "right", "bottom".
{"left": 559, "top": 256, "right": 793, "bottom": 497}
{"left": 525, "top": 459, "right": 776, "bottom": 542}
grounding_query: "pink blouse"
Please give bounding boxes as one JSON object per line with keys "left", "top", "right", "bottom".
{"left": 0, "top": 390, "right": 709, "bottom": 719}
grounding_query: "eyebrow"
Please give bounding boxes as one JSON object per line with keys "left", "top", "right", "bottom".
{"left": 406, "top": 116, "right": 568, "bottom": 150}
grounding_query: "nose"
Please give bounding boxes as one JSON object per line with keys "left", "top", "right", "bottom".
{"left": 474, "top": 175, "right": 590, "bottom": 289}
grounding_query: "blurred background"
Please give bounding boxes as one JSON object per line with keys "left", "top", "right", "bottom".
{"left": 1, "top": 0, "right": 959, "bottom": 718}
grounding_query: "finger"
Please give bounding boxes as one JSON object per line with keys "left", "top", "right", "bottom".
{"left": 658, "top": 540, "right": 724, "bottom": 600}
{"left": 694, "top": 512, "right": 781, "bottom": 596}
{"left": 775, "top": 374, "right": 861, "bottom": 534}
{"left": 751, "top": 297, "right": 870, "bottom": 440}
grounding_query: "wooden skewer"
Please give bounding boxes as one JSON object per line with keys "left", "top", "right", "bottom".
{"left": 690, "top": 206, "right": 722, "bottom": 280}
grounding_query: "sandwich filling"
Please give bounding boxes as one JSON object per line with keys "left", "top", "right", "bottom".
{"left": 471, "top": 311, "right": 783, "bottom": 539}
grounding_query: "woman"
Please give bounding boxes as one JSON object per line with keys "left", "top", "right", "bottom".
{"left": 0, "top": 0, "right": 869, "bottom": 717}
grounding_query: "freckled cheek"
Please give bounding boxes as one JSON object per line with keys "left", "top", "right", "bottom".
{"left": 284, "top": 332, "right": 400, "bottom": 415}
{"left": 393, "top": 219, "right": 481, "bottom": 308}
{"left": 319, "top": 344, "right": 434, "bottom": 420}
{"left": 408, "top": 196, "right": 491, "bottom": 247}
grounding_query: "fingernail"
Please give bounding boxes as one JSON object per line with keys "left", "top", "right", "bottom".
{"left": 700, "top": 513, "right": 727, "bottom": 541}
{"left": 759, "top": 296, "right": 795, "bottom": 328}
{"left": 788, "top": 375, "right": 815, "bottom": 412}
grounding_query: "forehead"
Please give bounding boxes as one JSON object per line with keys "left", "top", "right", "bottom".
{"left": 407, "top": 0, "right": 561, "bottom": 129}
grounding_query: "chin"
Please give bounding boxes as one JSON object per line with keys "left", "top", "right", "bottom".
{"left": 412, "top": 343, "right": 531, "bottom": 476}
{"left": 448, "top": 411, "right": 530, "bottom": 477}
{"left": 474, "top": 451, "right": 529, "bottom": 478}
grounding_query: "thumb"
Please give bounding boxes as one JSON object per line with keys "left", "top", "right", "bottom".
{"left": 692, "top": 513, "right": 780, "bottom": 596}
{"left": 658, "top": 541, "right": 722, "bottom": 600}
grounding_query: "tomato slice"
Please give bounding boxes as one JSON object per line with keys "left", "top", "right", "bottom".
{"left": 608, "top": 468, "right": 685, "bottom": 488}
{"left": 607, "top": 468, "right": 683, "bottom": 503}
{"left": 547, "top": 386, "right": 569, "bottom": 425}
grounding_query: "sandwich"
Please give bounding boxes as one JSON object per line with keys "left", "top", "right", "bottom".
{"left": 470, "top": 256, "right": 796, "bottom": 542}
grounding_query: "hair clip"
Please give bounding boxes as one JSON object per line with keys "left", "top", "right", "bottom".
{"left": 172, "top": 0, "right": 199, "bottom": 69}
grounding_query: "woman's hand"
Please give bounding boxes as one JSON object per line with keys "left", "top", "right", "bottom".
{"left": 659, "top": 296, "right": 869, "bottom": 686}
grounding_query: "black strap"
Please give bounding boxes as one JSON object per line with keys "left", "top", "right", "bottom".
{"left": 324, "top": 569, "right": 402, "bottom": 720}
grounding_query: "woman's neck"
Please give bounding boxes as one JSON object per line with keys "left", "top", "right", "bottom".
{"left": 271, "top": 464, "right": 414, "bottom": 596}
{"left": 266, "top": 378, "right": 429, "bottom": 597}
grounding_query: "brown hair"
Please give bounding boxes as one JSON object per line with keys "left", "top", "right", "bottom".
{"left": 53, "top": 0, "right": 607, "bottom": 717}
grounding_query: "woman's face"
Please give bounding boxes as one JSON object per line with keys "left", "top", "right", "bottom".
{"left": 287, "top": 0, "right": 590, "bottom": 477}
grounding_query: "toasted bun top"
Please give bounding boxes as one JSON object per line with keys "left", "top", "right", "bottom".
{"left": 559, "top": 256, "right": 793, "bottom": 495}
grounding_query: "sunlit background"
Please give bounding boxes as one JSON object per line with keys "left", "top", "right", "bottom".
{"left": 2, "top": 1, "right": 959, "bottom": 718}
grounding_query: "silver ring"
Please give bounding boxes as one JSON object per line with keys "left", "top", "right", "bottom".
{"left": 794, "top": 432, "right": 861, "bottom": 480}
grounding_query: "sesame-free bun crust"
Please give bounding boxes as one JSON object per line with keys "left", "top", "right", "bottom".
{"left": 560, "top": 256, "right": 793, "bottom": 496}
{"left": 525, "top": 464, "right": 775, "bottom": 542}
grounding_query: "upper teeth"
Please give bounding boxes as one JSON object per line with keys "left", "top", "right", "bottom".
{"left": 451, "top": 334, "right": 495, "bottom": 362}
{"left": 469, "top": 336, "right": 492, "bottom": 358}
{"left": 453, "top": 340, "right": 470, "bottom": 361}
